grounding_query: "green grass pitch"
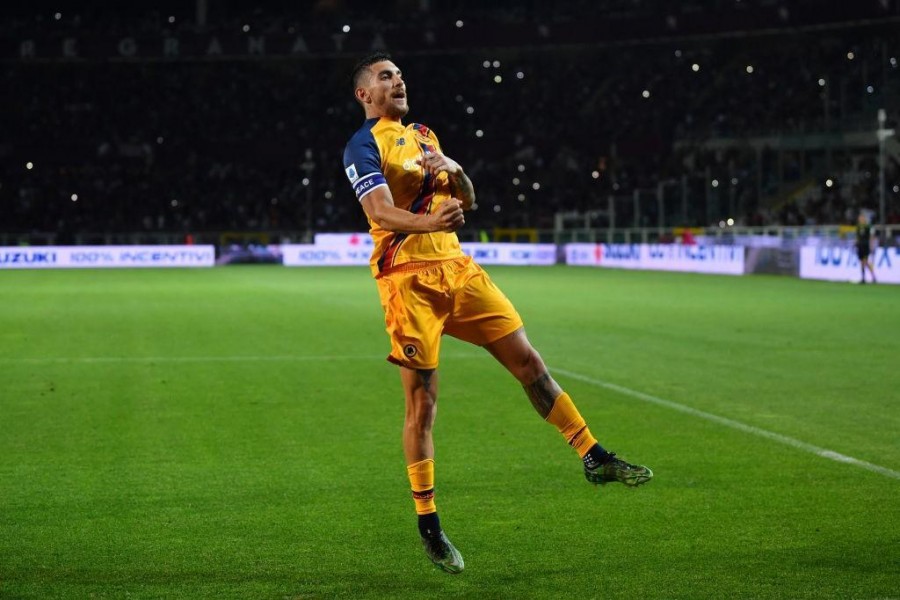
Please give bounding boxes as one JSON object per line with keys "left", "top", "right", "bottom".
{"left": 1, "top": 265, "right": 898, "bottom": 599}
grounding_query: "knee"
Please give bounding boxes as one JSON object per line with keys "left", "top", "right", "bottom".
{"left": 406, "top": 390, "right": 437, "bottom": 430}
{"left": 515, "top": 347, "right": 547, "bottom": 384}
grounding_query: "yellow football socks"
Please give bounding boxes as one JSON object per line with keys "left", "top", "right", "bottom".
{"left": 407, "top": 458, "right": 437, "bottom": 515}
{"left": 545, "top": 392, "right": 598, "bottom": 457}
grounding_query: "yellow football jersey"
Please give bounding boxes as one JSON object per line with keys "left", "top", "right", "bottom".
{"left": 343, "top": 117, "right": 464, "bottom": 276}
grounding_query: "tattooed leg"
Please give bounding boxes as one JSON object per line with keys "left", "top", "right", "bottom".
{"left": 523, "top": 372, "right": 564, "bottom": 419}
{"left": 400, "top": 367, "right": 439, "bottom": 464}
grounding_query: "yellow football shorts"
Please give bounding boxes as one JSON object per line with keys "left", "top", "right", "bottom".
{"left": 375, "top": 256, "right": 524, "bottom": 369}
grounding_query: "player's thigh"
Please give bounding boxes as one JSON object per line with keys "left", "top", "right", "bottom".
{"left": 377, "top": 270, "right": 450, "bottom": 369}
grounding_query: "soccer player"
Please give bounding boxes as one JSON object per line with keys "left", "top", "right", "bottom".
{"left": 855, "top": 212, "right": 877, "bottom": 284}
{"left": 342, "top": 53, "right": 652, "bottom": 574}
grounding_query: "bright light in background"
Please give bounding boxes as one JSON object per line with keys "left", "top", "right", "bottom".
{"left": 891, "top": 57, "right": 898, "bottom": 67}
{"left": 492, "top": 60, "right": 500, "bottom": 68}
{"left": 517, "top": 194, "right": 526, "bottom": 202}
{"left": 727, "top": 218, "right": 734, "bottom": 226}
{"left": 532, "top": 182, "right": 540, "bottom": 191}
{"left": 342, "top": 24, "right": 350, "bottom": 33}
{"left": 746, "top": 65, "right": 754, "bottom": 74}
{"left": 493, "top": 75, "right": 502, "bottom": 83}
{"left": 156, "top": 136, "right": 164, "bottom": 144}
{"left": 302, "top": 178, "right": 310, "bottom": 186}
{"left": 692, "top": 63, "right": 700, "bottom": 72}
{"left": 482, "top": 60, "right": 490, "bottom": 68}
{"left": 512, "top": 177, "right": 520, "bottom": 185}
{"left": 674, "top": 49, "right": 682, "bottom": 57}
{"left": 168, "top": 16, "right": 175, "bottom": 23}
{"left": 493, "top": 205, "right": 501, "bottom": 213}
{"left": 818, "top": 78, "right": 826, "bottom": 87}
{"left": 455, "top": 20, "right": 463, "bottom": 28}
{"left": 591, "top": 170, "right": 600, "bottom": 179}
{"left": 642, "top": 90, "right": 650, "bottom": 98}
{"left": 517, "top": 164, "right": 525, "bottom": 172}
{"left": 465, "top": 106, "right": 474, "bottom": 114}
{"left": 324, "top": 191, "right": 333, "bottom": 199}
{"left": 516, "top": 71, "right": 524, "bottom": 79}
{"left": 711, "top": 179, "right": 719, "bottom": 188}
{"left": 475, "top": 129, "right": 483, "bottom": 137}
{"left": 26, "top": 162, "right": 34, "bottom": 170}
{"left": 71, "top": 194, "right": 78, "bottom": 201}
{"left": 893, "top": 185, "right": 899, "bottom": 193}
{"left": 825, "top": 178, "right": 834, "bottom": 187}
{"left": 847, "top": 51, "right": 855, "bottom": 60}
{"left": 866, "top": 85, "right": 874, "bottom": 94}
{"left": 54, "top": 12, "right": 61, "bottom": 20}
{"left": 242, "top": 24, "right": 250, "bottom": 32}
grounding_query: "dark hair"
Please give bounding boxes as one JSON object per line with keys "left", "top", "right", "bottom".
{"left": 350, "top": 52, "right": 393, "bottom": 91}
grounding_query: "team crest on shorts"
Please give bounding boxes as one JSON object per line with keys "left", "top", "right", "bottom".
{"left": 403, "top": 344, "right": 418, "bottom": 358}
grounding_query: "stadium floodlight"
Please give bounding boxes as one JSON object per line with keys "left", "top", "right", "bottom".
{"left": 342, "top": 25, "right": 350, "bottom": 33}
{"left": 847, "top": 51, "right": 855, "bottom": 60}
{"left": 455, "top": 20, "right": 463, "bottom": 28}
{"left": 746, "top": 65, "right": 754, "bottom": 73}
{"left": 71, "top": 194, "right": 78, "bottom": 201}
{"left": 26, "top": 162, "right": 33, "bottom": 170}
{"left": 642, "top": 90, "right": 650, "bottom": 98}
{"left": 692, "top": 63, "right": 700, "bottom": 72}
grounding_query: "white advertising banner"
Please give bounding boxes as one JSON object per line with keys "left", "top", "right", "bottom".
{"left": 0, "top": 245, "right": 215, "bottom": 269}
{"left": 565, "top": 243, "right": 745, "bottom": 275}
{"left": 281, "top": 244, "right": 370, "bottom": 266}
{"left": 799, "top": 246, "right": 900, "bottom": 284}
{"left": 460, "top": 243, "right": 556, "bottom": 266}
{"left": 283, "top": 242, "right": 557, "bottom": 267}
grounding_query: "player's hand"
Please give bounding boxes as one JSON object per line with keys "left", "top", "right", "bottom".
{"left": 417, "top": 152, "right": 463, "bottom": 178}
{"left": 430, "top": 198, "right": 465, "bottom": 232}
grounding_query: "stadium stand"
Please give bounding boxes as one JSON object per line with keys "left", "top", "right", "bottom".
{"left": 1, "top": 0, "right": 898, "bottom": 244}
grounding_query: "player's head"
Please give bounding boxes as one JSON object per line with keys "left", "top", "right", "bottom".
{"left": 351, "top": 52, "right": 408, "bottom": 120}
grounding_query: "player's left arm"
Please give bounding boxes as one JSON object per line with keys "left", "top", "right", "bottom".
{"left": 418, "top": 152, "right": 477, "bottom": 211}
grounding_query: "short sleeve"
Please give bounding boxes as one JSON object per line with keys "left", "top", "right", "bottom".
{"left": 343, "top": 128, "right": 388, "bottom": 201}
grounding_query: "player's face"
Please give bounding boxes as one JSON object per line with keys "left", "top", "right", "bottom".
{"left": 363, "top": 60, "right": 408, "bottom": 119}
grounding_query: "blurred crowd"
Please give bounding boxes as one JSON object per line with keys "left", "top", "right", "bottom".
{"left": 1, "top": 1, "right": 899, "bottom": 240}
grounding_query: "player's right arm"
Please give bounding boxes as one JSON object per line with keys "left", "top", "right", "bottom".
{"left": 361, "top": 186, "right": 465, "bottom": 233}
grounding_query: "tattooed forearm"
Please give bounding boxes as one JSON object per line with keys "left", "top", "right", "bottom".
{"left": 449, "top": 171, "right": 477, "bottom": 211}
{"left": 523, "top": 373, "right": 563, "bottom": 418}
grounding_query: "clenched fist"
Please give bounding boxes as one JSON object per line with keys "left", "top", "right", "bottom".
{"left": 431, "top": 198, "right": 465, "bottom": 232}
